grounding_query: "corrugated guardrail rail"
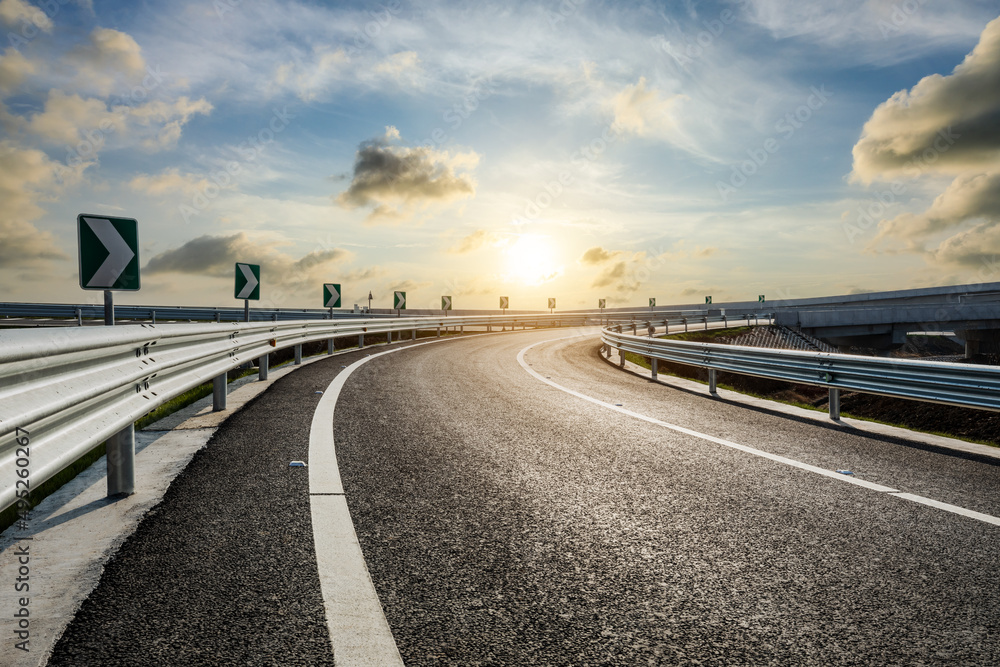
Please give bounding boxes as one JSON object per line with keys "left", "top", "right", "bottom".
{"left": 0, "top": 314, "right": 596, "bottom": 511}
{"left": 602, "top": 325, "right": 1000, "bottom": 420}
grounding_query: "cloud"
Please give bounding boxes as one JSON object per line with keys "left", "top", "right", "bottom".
{"left": 852, "top": 17, "right": 1000, "bottom": 182}
{"left": 0, "top": 140, "right": 78, "bottom": 267}
{"left": 0, "top": 0, "right": 51, "bottom": 32}
{"left": 144, "top": 233, "right": 352, "bottom": 288}
{"left": 592, "top": 261, "right": 627, "bottom": 288}
{"left": 336, "top": 127, "right": 478, "bottom": 224}
{"left": 374, "top": 51, "right": 422, "bottom": 83}
{"left": 0, "top": 47, "right": 34, "bottom": 94}
{"left": 853, "top": 17, "right": 1000, "bottom": 269}
{"left": 580, "top": 246, "right": 621, "bottom": 265}
{"left": 447, "top": 229, "right": 499, "bottom": 254}
{"left": 129, "top": 168, "right": 217, "bottom": 198}
{"left": 71, "top": 28, "right": 147, "bottom": 95}
{"left": 611, "top": 77, "right": 686, "bottom": 139}
{"left": 272, "top": 47, "right": 348, "bottom": 101}
{"left": 26, "top": 90, "right": 212, "bottom": 151}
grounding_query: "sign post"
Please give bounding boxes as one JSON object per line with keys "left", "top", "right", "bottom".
{"left": 324, "top": 283, "right": 342, "bottom": 318}
{"left": 77, "top": 214, "right": 140, "bottom": 326}
{"left": 599, "top": 298, "right": 605, "bottom": 324}
{"left": 235, "top": 263, "right": 261, "bottom": 321}
{"left": 394, "top": 290, "right": 406, "bottom": 316}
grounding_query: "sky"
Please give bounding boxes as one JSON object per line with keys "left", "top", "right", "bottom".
{"left": 2, "top": 0, "right": 1000, "bottom": 311}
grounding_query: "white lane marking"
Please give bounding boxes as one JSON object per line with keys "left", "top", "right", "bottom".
{"left": 517, "top": 337, "right": 1000, "bottom": 527}
{"left": 888, "top": 493, "right": 1000, "bottom": 527}
{"left": 309, "top": 328, "right": 572, "bottom": 664}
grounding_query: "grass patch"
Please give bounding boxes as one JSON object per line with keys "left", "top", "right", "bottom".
{"left": 1, "top": 367, "right": 260, "bottom": 534}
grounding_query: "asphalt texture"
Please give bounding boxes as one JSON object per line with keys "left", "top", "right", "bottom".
{"left": 334, "top": 328, "right": 1000, "bottom": 665}
{"left": 45, "top": 348, "right": 388, "bottom": 666}
{"left": 45, "top": 327, "right": 1000, "bottom": 665}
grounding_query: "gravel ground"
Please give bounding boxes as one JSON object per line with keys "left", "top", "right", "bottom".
{"left": 335, "top": 330, "right": 1000, "bottom": 666}
{"left": 46, "top": 351, "right": 381, "bottom": 666}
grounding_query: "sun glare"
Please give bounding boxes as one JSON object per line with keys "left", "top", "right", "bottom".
{"left": 503, "top": 235, "right": 562, "bottom": 286}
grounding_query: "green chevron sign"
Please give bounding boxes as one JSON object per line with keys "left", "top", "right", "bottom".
{"left": 705, "top": 296, "right": 712, "bottom": 305}
{"left": 77, "top": 214, "right": 140, "bottom": 290}
{"left": 548, "top": 298, "right": 556, "bottom": 309}
{"left": 758, "top": 295, "right": 765, "bottom": 304}
{"left": 394, "top": 291, "right": 406, "bottom": 310}
{"left": 599, "top": 299, "right": 606, "bottom": 309}
{"left": 235, "top": 263, "right": 260, "bottom": 300}
{"left": 500, "top": 296, "right": 509, "bottom": 309}
{"left": 649, "top": 298, "right": 656, "bottom": 307}
{"left": 442, "top": 295, "right": 452, "bottom": 311}
{"left": 323, "top": 283, "right": 341, "bottom": 308}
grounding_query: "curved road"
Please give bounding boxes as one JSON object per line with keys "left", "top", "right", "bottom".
{"left": 50, "top": 326, "right": 1000, "bottom": 665}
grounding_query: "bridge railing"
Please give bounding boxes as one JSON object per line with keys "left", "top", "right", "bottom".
{"left": 602, "top": 324, "right": 1000, "bottom": 420}
{"left": 0, "top": 313, "right": 594, "bottom": 512}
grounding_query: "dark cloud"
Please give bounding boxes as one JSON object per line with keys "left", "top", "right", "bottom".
{"left": 580, "top": 246, "right": 620, "bottom": 265}
{"left": 447, "top": 229, "right": 496, "bottom": 254}
{"left": 144, "top": 233, "right": 351, "bottom": 286}
{"left": 336, "top": 127, "right": 478, "bottom": 224}
{"left": 852, "top": 17, "right": 1000, "bottom": 182}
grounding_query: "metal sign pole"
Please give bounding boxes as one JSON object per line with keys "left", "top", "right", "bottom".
{"left": 103, "top": 290, "right": 114, "bottom": 326}
{"left": 244, "top": 299, "right": 249, "bottom": 322}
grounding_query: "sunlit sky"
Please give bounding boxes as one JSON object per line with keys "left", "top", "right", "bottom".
{"left": 3, "top": 0, "right": 1000, "bottom": 311}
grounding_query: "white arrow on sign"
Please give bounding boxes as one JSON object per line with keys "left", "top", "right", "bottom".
{"left": 83, "top": 216, "right": 135, "bottom": 288}
{"left": 325, "top": 284, "right": 340, "bottom": 307}
{"left": 237, "top": 263, "right": 259, "bottom": 299}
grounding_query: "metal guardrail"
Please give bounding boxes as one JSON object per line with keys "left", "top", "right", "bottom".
{"left": 0, "top": 313, "right": 592, "bottom": 512}
{"left": 602, "top": 324, "right": 1000, "bottom": 419}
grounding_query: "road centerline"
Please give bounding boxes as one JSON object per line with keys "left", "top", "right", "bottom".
{"left": 516, "top": 336, "right": 1000, "bottom": 527}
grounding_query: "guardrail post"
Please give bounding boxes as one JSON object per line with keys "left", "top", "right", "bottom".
{"left": 259, "top": 353, "right": 269, "bottom": 380}
{"left": 709, "top": 369, "right": 717, "bottom": 394}
{"left": 683, "top": 317, "right": 688, "bottom": 332}
{"left": 436, "top": 327, "right": 441, "bottom": 337}
{"left": 151, "top": 310, "right": 156, "bottom": 324}
{"left": 460, "top": 325, "right": 464, "bottom": 334}
{"left": 294, "top": 344, "right": 302, "bottom": 365}
{"left": 704, "top": 317, "right": 708, "bottom": 331}
{"left": 213, "top": 373, "right": 227, "bottom": 411}
{"left": 619, "top": 347, "right": 625, "bottom": 368}
{"left": 651, "top": 358, "right": 658, "bottom": 380}
{"left": 107, "top": 423, "right": 135, "bottom": 497}
{"left": 487, "top": 323, "right": 492, "bottom": 332}
{"left": 387, "top": 330, "right": 392, "bottom": 344}
{"left": 829, "top": 388, "right": 841, "bottom": 421}
{"left": 412, "top": 329, "right": 417, "bottom": 340}
{"left": 328, "top": 339, "right": 334, "bottom": 355}
{"left": 632, "top": 322, "right": 637, "bottom": 335}
{"left": 76, "top": 308, "right": 82, "bottom": 326}
{"left": 359, "top": 333, "right": 364, "bottom": 348}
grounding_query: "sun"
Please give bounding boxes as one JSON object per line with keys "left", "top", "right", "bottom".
{"left": 503, "top": 234, "right": 562, "bottom": 285}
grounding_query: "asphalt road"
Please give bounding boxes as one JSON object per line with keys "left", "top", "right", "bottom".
{"left": 335, "top": 327, "right": 1000, "bottom": 665}
{"left": 47, "top": 326, "right": 1000, "bottom": 665}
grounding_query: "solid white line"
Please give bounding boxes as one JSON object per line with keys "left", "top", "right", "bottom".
{"left": 517, "top": 337, "right": 1000, "bottom": 527}
{"left": 888, "top": 493, "right": 1000, "bottom": 527}
{"left": 309, "top": 332, "right": 525, "bottom": 665}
